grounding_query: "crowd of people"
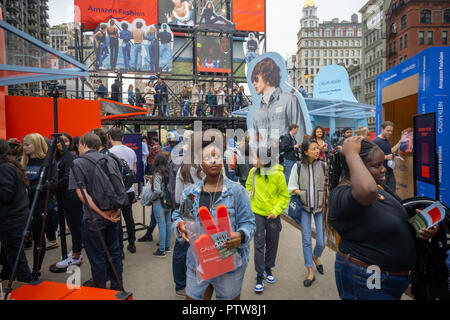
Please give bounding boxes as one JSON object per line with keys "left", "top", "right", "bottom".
{"left": 95, "top": 78, "right": 248, "bottom": 118}
{"left": 0, "top": 120, "right": 449, "bottom": 301}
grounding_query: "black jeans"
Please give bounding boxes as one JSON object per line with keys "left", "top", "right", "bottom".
{"left": 30, "top": 194, "right": 47, "bottom": 272}
{"left": 82, "top": 218, "right": 123, "bottom": 290}
{"left": 45, "top": 199, "right": 58, "bottom": 242}
{"left": 0, "top": 230, "right": 33, "bottom": 282}
{"left": 253, "top": 214, "right": 282, "bottom": 275}
{"left": 61, "top": 190, "right": 83, "bottom": 254}
{"left": 109, "top": 37, "right": 119, "bottom": 70}
{"left": 119, "top": 192, "right": 136, "bottom": 246}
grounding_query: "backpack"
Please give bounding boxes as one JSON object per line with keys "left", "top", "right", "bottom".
{"left": 105, "top": 150, "right": 136, "bottom": 191}
{"left": 82, "top": 154, "right": 129, "bottom": 211}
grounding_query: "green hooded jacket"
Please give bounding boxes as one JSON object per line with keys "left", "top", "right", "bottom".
{"left": 246, "top": 164, "right": 289, "bottom": 217}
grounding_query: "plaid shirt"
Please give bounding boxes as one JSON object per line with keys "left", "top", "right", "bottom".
{"left": 148, "top": 143, "right": 162, "bottom": 166}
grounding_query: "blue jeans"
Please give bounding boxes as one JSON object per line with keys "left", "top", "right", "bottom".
{"left": 335, "top": 253, "right": 410, "bottom": 300}
{"left": 248, "top": 51, "right": 257, "bottom": 63}
{"left": 146, "top": 42, "right": 156, "bottom": 71}
{"left": 132, "top": 43, "right": 143, "bottom": 70}
{"left": 81, "top": 219, "right": 123, "bottom": 290}
{"left": 172, "top": 240, "right": 190, "bottom": 291}
{"left": 122, "top": 41, "right": 131, "bottom": 69}
{"left": 158, "top": 101, "right": 170, "bottom": 117}
{"left": 96, "top": 43, "right": 108, "bottom": 68}
{"left": 153, "top": 203, "right": 172, "bottom": 251}
{"left": 300, "top": 210, "right": 325, "bottom": 268}
{"left": 283, "top": 159, "right": 296, "bottom": 185}
{"left": 159, "top": 43, "right": 172, "bottom": 71}
{"left": 182, "top": 100, "right": 191, "bottom": 117}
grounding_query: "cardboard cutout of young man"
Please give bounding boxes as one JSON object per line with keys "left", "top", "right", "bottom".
{"left": 245, "top": 33, "right": 260, "bottom": 64}
{"left": 159, "top": 23, "right": 174, "bottom": 73}
{"left": 246, "top": 53, "right": 312, "bottom": 150}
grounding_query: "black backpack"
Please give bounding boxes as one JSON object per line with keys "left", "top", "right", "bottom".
{"left": 105, "top": 150, "right": 136, "bottom": 191}
{"left": 83, "top": 154, "right": 129, "bottom": 211}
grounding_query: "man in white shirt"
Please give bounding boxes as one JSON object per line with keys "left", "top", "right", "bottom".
{"left": 108, "top": 127, "right": 137, "bottom": 255}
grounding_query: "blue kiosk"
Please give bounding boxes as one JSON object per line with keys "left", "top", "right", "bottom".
{"left": 376, "top": 47, "right": 449, "bottom": 205}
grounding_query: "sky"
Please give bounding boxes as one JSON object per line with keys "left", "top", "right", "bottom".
{"left": 49, "top": 0, "right": 369, "bottom": 58}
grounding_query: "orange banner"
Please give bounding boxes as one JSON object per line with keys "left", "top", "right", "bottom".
{"left": 75, "top": 0, "right": 157, "bottom": 30}
{"left": 232, "top": 0, "right": 265, "bottom": 32}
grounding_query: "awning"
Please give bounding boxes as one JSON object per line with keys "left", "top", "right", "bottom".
{"left": 0, "top": 20, "right": 89, "bottom": 86}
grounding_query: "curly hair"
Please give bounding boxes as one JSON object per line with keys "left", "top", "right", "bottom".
{"left": 0, "top": 139, "right": 29, "bottom": 186}
{"left": 251, "top": 58, "right": 281, "bottom": 88}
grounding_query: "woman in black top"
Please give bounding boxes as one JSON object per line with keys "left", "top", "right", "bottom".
{"left": 22, "top": 133, "right": 56, "bottom": 280}
{"left": 327, "top": 136, "right": 438, "bottom": 300}
{"left": 54, "top": 133, "right": 84, "bottom": 268}
{"left": 0, "top": 139, "right": 33, "bottom": 283}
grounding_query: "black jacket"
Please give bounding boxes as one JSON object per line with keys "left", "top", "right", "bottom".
{"left": 0, "top": 163, "right": 29, "bottom": 236}
{"left": 279, "top": 133, "right": 299, "bottom": 162}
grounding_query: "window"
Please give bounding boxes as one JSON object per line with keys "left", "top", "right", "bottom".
{"left": 329, "top": 40, "right": 332, "bottom": 46}
{"left": 316, "top": 50, "right": 320, "bottom": 56}
{"left": 347, "top": 29, "right": 354, "bottom": 37}
{"left": 351, "top": 50, "right": 355, "bottom": 56}
{"left": 316, "top": 40, "right": 320, "bottom": 47}
{"left": 311, "top": 50, "right": 314, "bottom": 57}
{"left": 401, "top": 15, "right": 407, "bottom": 29}
{"left": 310, "top": 41, "right": 314, "bottom": 46}
{"left": 404, "top": 33, "right": 408, "bottom": 48}
{"left": 324, "top": 50, "right": 327, "bottom": 57}
{"left": 315, "top": 31, "right": 319, "bottom": 37}
{"left": 351, "top": 40, "right": 354, "bottom": 46}
{"left": 357, "top": 29, "right": 362, "bottom": 37}
{"left": 316, "top": 59, "right": 320, "bottom": 65}
{"left": 428, "top": 31, "right": 434, "bottom": 45}
{"left": 323, "top": 59, "right": 327, "bottom": 65}
{"left": 311, "top": 59, "right": 314, "bottom": 66}
{"left": 305, "top": 51, "right": 308, "bottom": 57}
{"left": 400, "top": 37, "right": 403, "bottom": 50}
{"left": 443, "top": 31, "right": 448, "bottom": 45}
{"left": 419, "top": 31, "right": 424, "bottom": 45}
{"left": 334, "top": 40, "right": 338, "bottom": 46}
{"left": 420, "top": 10, "right": 432, "bottom": 24}
{"left": 304, "top": 41, "right": 308, "bottom": 47}
{"left": 357, "top": 50, "right": 360, "bottom": 56}
{"left": 340, "top": 50, "right": 344, "bottom": 57}
{"left": 356, "top": 40, "right": 360, "bottom": 46}
{"left": 345, "top": 40, "right": 349, "bottom": 46}
{"left": 335, "top": 50, "right": 338, "bottom": 57}
{"left": 329, "top": 59, "right": 333, "bottom": 65}
{"left": 346, "top": 50, "right": 349, "bottom": 57}
{"left": 336, "top": 29, "right": 342, "bottom": 37}
{"left": 325, "top": 29, "right": 331, "bottom": 37}
{"left": 340, "top": 40, "right": 344, "bottom": 46}
{"left": 323, "top": 40, "right": 327, "bottom": 47}
{"left": 445, "top": 10, "right": 450, "bottom": 23}
{"left": 390, "top": 23, "right": 397, "bottom": 35}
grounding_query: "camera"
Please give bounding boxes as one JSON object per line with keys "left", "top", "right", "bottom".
{"left": 46, "top": 81, "right": 66, "bottom": 98}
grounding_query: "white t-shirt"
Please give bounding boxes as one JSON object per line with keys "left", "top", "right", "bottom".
{"left": 109, "top": 144, "right": 137, "bottom": 193}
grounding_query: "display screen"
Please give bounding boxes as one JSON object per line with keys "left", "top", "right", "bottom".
{"left": 158, "top": 0, "right": 196, "bottom": 27}
{"left": 232, "top": 0, "right": 265, "bottom": 32}
{"left": 414, "top": 113, "right": 436, "bottom": 185}
{"left": 196, "top": 35, "right": 232, "bottom": 73}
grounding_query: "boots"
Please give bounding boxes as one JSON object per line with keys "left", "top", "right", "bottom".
{"left": 138, "top": 228, "right": 153, "bottom": 242}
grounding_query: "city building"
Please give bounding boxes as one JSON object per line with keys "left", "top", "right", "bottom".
{"left": 386, "top": 0, "right": 450, "bottom": 70}
{"left": 348, "top": 64, "right": 362, "bottom": 103}
{"left": 297, "top": 0, "right": 363, "bottom": 97}
{"left": 1, "top": 0, "right": 49, "bottom": 44}
{"left": 359, "top": 0, "right": 391, "bottom": 106}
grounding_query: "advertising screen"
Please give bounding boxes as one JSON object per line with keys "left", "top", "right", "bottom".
{"left": 232, "top": 0, "right": 265, "bottom": 32}
{"left": 158, "top": 0, "right": 196, "bottom": 27}
{"left": 197, "top": 1, "right": 236, "bottom": 32}
{"left": 75, "top": 0, "right": 158, "bottom": 31}
{"left": 196, "top": 36, "right": 232, "bottom": 73}
{"left": 414, "top": 113, "right": 437, "bottom": 185}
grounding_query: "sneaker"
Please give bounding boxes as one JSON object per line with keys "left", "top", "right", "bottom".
{"left": 138, "top": 232, "right": 153, "bottom": 242}
{"left": 56, "top": 253, "right": 83, "bottom": 269}
{"left": 83, "top": 278, "right": 94, "bottom": 287}
{"left": 264, "top": 268, "right": 275, "bottom": 284}
{"left": 127, "top": 243, "right": 136, "bottom": 253}
{"left": 175, "top": 288, "right": 186, "bottom": 298}
{"left": 254, "top": 274, "right": 264, "bottom": 293}
{"left": 46, "top": 241, "right": 59, "bottom": 250}
{"left": 153, "top": 249, "right": 166, "bottom": 258}
{"left": 165, "top": 247, "right": 172, "bottom": 253}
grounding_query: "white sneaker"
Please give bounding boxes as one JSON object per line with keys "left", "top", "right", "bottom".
{"left": 46, "top": 241, "right": 59, "bottom": 250}
{"left": 56, "top": 253, "right": 83, "bottom": 269}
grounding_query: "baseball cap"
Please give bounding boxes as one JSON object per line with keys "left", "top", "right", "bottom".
{"left": 7, "top": 138, "right": 22, "bottom": 147}
{"left": 167, "top": 131, "right": 178, "bottom": 142}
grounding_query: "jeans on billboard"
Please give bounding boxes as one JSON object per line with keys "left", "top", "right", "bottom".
{"left": 109, "top": 37, "right": 119, "bottom": 70}
{"left": 159, "top": 43, "right": 172, "bottom": 72}
{"left": 96, "top": 43, "right": 108, "bottom": 69}
{"left": 122, "top": 41, "right": 131, "bottom": 69}
{"left": 247, "top": 51, "right": 257, "bottom": 64}
{"left": 334, "top": 253, "right": 410, "bottom": 300}
{"left": 132, "top": 43, "right": 143, "bottom": 71}
{"left": 146, "top": 42, "right": 156, "bottom": 71}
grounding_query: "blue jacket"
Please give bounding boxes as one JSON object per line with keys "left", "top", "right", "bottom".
{"left": 172, "top": 177, "right": 256, "bottom": 272}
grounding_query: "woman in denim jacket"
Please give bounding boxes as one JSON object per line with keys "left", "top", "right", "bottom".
{"left": 172, "top": 134, "right": 255, "bottom": 300}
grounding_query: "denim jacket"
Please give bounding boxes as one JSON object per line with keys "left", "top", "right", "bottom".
{"left": 172, "top": 177, "right": 256, "bottom": 271}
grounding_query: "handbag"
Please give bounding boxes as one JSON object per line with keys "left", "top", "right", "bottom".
{"left": 140, "top": 178, "right": 154, "bottom": 206}
{"left": 287, "top": 162, "right": 303, "bottom": 224}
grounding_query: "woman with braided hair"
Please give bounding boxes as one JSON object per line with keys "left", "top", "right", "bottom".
{"left": 0, "top": 139, "right": 33, "bottom": 283}
{"left": 326, "top": 136, "right": 438, "bottom": 300}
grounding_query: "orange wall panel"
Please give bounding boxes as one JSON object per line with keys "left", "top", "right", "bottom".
{"left": 5, "top": 96, "right": 101, "bottom": 140}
